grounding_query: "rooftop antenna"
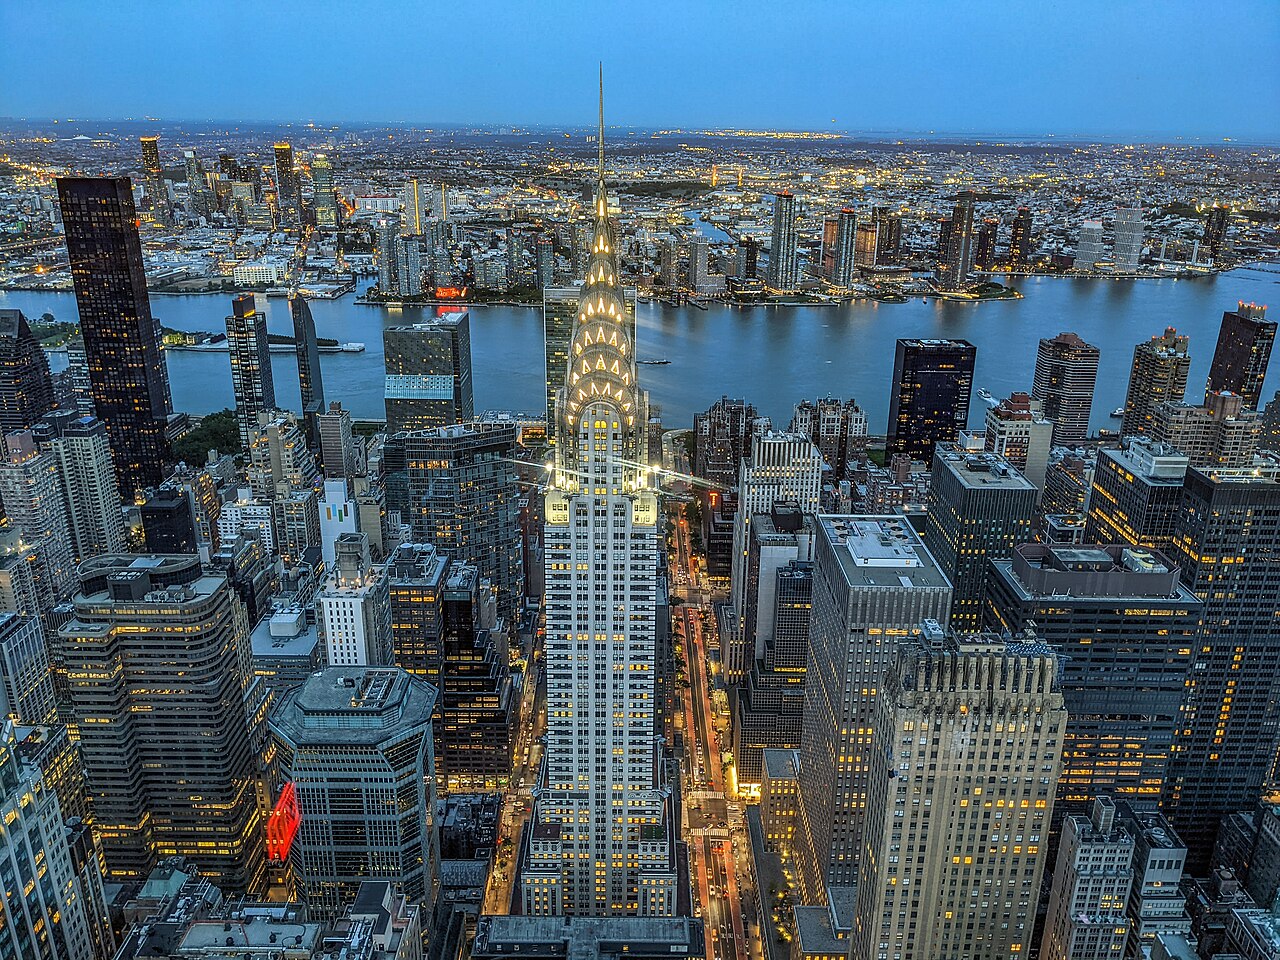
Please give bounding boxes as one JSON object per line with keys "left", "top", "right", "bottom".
{"left": 598, "top": 62, "right": 605, "bottom": 181}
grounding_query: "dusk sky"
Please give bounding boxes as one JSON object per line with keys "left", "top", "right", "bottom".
{"left": 4, "top": 0, "right": 1278, "bottom": 141}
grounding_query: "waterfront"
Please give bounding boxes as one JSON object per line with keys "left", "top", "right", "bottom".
{"left": 3, "top": 265, "right": 1276, "bottom": 432}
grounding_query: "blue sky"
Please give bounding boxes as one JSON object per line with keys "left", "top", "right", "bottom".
{"left": 4, "top": 0, "right": 1278, "bottom": 140}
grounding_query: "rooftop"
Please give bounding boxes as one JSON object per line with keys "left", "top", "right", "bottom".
{"left": 270, "top": 667, "right": 436, "bottom": 746}
{"left": 934, "top": 445, "right": 1037, "bottom": 491}
{"left": 819, "top": 515, "right": 950, "bottom": 590}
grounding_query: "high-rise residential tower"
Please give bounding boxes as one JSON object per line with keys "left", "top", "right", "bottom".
{"left": 273, "top": 142, "right": 297, "bottom": 217}
{"left": 139, "top": 134, "right": 169, "bottom": 222}
{"left": 0, "top": 309, "right": 55, "bottom": 433}
{"left": 1033, "top": 331, "right": 1101, "bottom": 445}
{"left": 794, "top": 516, "right": 952, "bottom": 903}
{"left": 57, "top": 554, "right": 265, "bottom": 892}
{"left": 923, "top": 442, "right": 1037, "bottom": 632}
{"left": 520, "top": 84, "right": 679, "bottom": 917}
{"left": 1122, "top": 326, "right": 1191, "bottom": 437}
{"left": 311, "top": 153, "right": 338, "bottom": 228}
{"left": 1007, "top": 206, "right": 1033, "bottom": 267}
{"left": 225, "top": 295, "right": 277, "bottom": 447}
{"left": 789, "top": 396, "right": 868, "bottom": 478}
{"left": 1075, "top": 220, "right": 1104, "bottom": 271}
{"left": 383, "top": 313, "right": 474, "bottom": 432}
{"left": 831, "top": 207, "right": 857, "bottom": 287}
{"left": 983, "top": 391, "right": 1053, "bottom": 488}
{"left": 885, "top": 338, "right": 976, "bottom": 460}
{"left": 768, "top": 192, "right": 800, "bottom": 291}
{"left": 56, "top": 177, "right": 174, "bottom": 496}
{"left": 936, "top": 189, "right": 976, "bottom": 291}
{"left": 317, "top": 532, "right": 393, "bottom": 667}
{"left": 850, "top": 622, "right": 1065, "bottom": 960}
{"left": 1113, "top": 205, "right": 1145, "bottom": 273}
{"left": 33, "top": 411, "right": 126, "bottom": 562}
{"left": 1206, "top": 302, "right": 1275, "bottom": 410}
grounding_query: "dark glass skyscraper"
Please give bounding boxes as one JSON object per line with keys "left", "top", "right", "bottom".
{"left": 0, "top": 309, "right": 55, "bottom": 433}
{"left": 291, "top": 294, "right": 325, "bottom": 452}
{"left": 225, "top": 294, "right": 276, "bottom": 447}
{"left": 1205, "top": 301, "right": 1275, "bottom": 410}
{"left": 56, "top": 177, "right": 173, "bottom": 497}
{"left": 382, "top": 312, "right": 474, "bottom": 432}
{"left": 885, "top": 338, "right": 976, "bottom": 460}
{"left": 1164, "top": 458, "right": 1280, "bottom": 871}
{"left": 1007, "top": 206, "right": 1033, "bottom": 267}
{"left": 273, "top": 141, "right": 298, "bottom": 216}
{"left": 986, "top": 543, "right": 1202, "bottom": 813}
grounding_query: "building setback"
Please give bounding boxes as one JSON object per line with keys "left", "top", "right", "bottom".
{"left": 1122, "top": 327, "right": 1191, "bottom": 438}
{"left": 57, "top": 554, "right": 265, "bottom": 892}
{"left": 794, "top": 515, "right": 952, "bottom": 903}
{"left": 850, "top": 623, "right": 1065, "bottom": 960}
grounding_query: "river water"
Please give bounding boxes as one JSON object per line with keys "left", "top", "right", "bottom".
{"left": 3, "top": 265, "right": 1277, "bottom": 433}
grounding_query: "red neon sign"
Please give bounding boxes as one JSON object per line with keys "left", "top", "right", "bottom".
{"left": 434, "top": 285, "right": 470, "bottom": 300}
{"left": 266, "top": 782, "right": 301, "bottom": 862}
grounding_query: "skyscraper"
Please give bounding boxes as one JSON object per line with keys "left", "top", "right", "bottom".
{"left": 0, "top": 309, "right": 55, "bottom": 433}
{"left": 0, "top": 431, "right": 75, "bottom": 608}
{"left": 520, "top": 84, "right": 680, "bottom": 916}
{"left": 0, "top": 722, "right": 105, "bottom": 960}
{"left": 291, "top": 294, "right": 325, "bottom": 426}
{"left": 380, "top": 422, "right": 523, "bottom": 615}
{"left": 395, "top": 235, "right": 423, "bottom": 297}
{"left": 402, "top": 178, "right": 427, "bottom": 235}
{"left": 375, "top": 217, "right": 399, "bottom": 292}
{"left": 270, "top": 666, "right": 439, "bottom": 921}
{"left": 1113, "top": 205, "right": 1145, "bottom": 273}
{"left": 923, "top": 443, "right": 1037, "bottom": 632}
{"left": 789, "top": 396, "right": 868, "bottom": 478}
{"left": 56, "top": 177, "right": 174, "bottom": 496}
{"left": 1033, "top": 331, "right": 1101, "bottom": 445}
{"left": 1039, "top": 798, "right": 1136, "bottom": 960}
{"left": 986, "top": 543, "right": 1202, "bottom": 811}
{"left": 1084, "top": 438, "right": 1189, "bottom": 551}
{"left": 316, "top": 532, "right": 393, "bottom": 667}
{"left": 794, "top": 516, "right": 952, "bottom": 902}
{"left": 687, "top": 238, "right": 709, "bottom": 291}
{"left": 246, "top": 410, "right": 318, "bottom": 499}
{"left": 1007, "top": 206, "right": 1033, "bottom": 267}
{"left": 33, "top": 412, "right": 126, "bottom": 562}
{"left": 885, "top": 338, "right": 976, "bottom": 461}
{"left": 1164, "top": 457, "right": 1280, "bottom": 869}
{"left": 0, "top": 613, "right": 57, "bottom": 726}
{"left": 832, "top": 207, "right": 857, "bottom": 286}
{"left": 225, "top": 295, "right": 276, "bottom": 447}
{"left": 1205, "top": 302, "right": 1275, "bottom": 410}
{"left": 1150, "top": 389, "right": 1261, "bottom": 468}
{"left": 311, "top": 153, "right": 338, "bottom": 229}
{"left": 139, "top": 134, "right": 169, "bottom": 223}
{"left": 936, "top": 189, "right": 976, "bottom": 291}
{"left": 57, "top": 554, "right": 265, "bottom": 891}
{"left": 383, "top": 313, "right": 474, "bottom": 432}
{"left": 273, "top": 142, "right": 298, "bottom": 218}
{"left": 317, "top": 401, "right": 355, "bottom": 479}
{"left": 182, "top": 149, "right": 211, "bottom": 220}
{"left": 544, "top": 285, "right": 637, "bottom": 436}
{"left": 850, "top": 622, "right": 1065, "bottom": 960}
{"left": 1202, "top": 204, "right": 1230, "bottom": 260}
{"left": 983, "top": 391, "right": 1053, "bottom": 488}
{"left": 768, "top": 191, "right": 799, "bottom": 291}
{"left": 536, "top": 236, "right": 555, "bottom": 289}
{"left": 1075, "top": 220, "right": 1104, "bottom": 271}
{"left": 1122, "top": 326, "right": 1191, "bottom": 437}
{"left": 974, "top": 215, "right": 999, "bottom": 269}
{"left": 728, "top": 431, "right": 823, "bottom": 677}
{"left": 853, "top": 218, "right": 879, "bottom": 271}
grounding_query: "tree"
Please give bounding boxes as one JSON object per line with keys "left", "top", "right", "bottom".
{"left": 172, "top": 409, "right": 242, "bottom": 465}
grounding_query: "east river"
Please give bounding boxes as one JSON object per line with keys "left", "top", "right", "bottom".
{"left": 3, "top": 265, "right": 1277, "bottom": 434}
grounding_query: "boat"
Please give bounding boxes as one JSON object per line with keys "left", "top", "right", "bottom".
{"left": 637, "top": 358, "right": 671, "bottom": 365}
{"left": 1110, "top": 407, "right": 1125, "bottom": 418}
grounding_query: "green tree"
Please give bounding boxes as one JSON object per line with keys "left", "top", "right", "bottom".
{"left": 172, "top": 409, "right": 242, "bottom": 465}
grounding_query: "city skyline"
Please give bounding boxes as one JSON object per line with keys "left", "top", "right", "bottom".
{"left": 4, "top": 1, "right": 1279, "bottom": 142}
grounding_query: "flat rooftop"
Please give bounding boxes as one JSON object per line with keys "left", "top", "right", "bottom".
{"left": 935, "top": 447, "right": 1037, "bottom": 491}
{"left": 818, "top": 515, "right": 950, "bottom": 590}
